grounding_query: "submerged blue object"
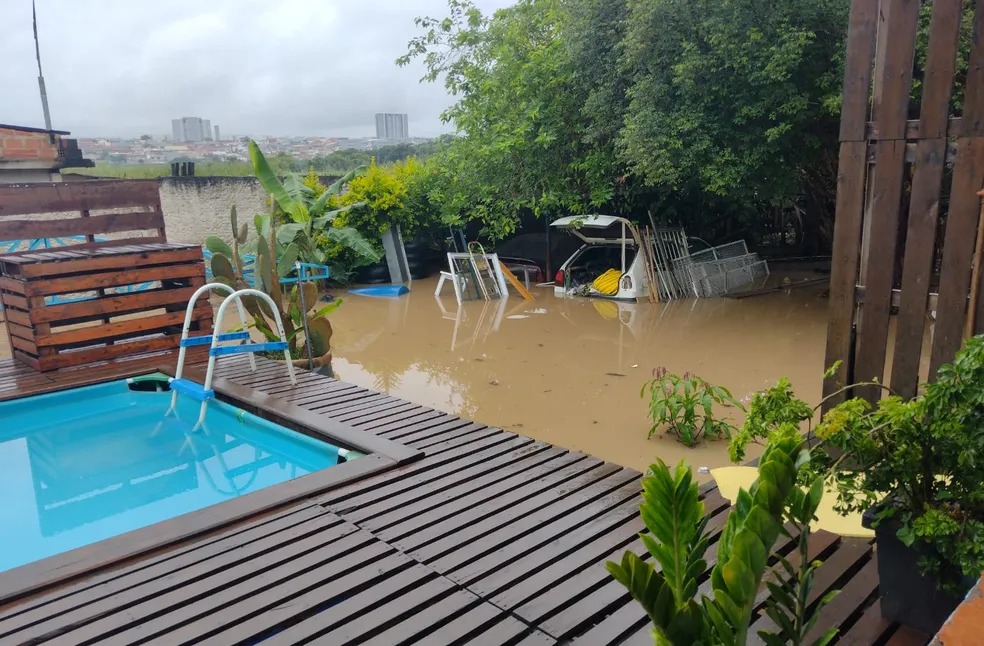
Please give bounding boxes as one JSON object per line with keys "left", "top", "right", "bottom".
{"left": 0, "top": 378, "right": 350, "bottom": 572}
{"left": 349, "top": 285, "right": 410, "bottom": 298}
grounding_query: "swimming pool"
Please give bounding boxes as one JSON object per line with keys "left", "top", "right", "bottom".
{"left": 0, "top": 376, "right": 356, "bottom": 573}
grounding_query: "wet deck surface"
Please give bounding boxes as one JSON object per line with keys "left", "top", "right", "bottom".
{"left": 0, "top": 354, "right": 925, "bottom": 645}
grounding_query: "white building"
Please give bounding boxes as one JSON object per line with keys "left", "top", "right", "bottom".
{"left": 171, "top": 117, "right": 213, "bottom": 143}
{"left": 374, "top": 113, "right": 409, "bottom": 140}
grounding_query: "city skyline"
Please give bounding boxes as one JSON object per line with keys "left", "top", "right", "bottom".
{"left": 0, "top": 0, "right": 515, "bottom": 139}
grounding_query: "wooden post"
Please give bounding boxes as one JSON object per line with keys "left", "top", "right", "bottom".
{"left": 965, "top": 189, "right": 984, "bottom": 338}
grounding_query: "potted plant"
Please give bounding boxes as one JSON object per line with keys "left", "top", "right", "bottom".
{"left": 806, "top": 337, "right": 984, "bottom": 634}
{"left": 207, "top": 206, "right": 342, "bottom": 374}
{"left": 204, "top": 142, "right": 382, "bottom": 374}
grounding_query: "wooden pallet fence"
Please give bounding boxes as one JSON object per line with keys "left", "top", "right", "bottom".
{"left": 824, "top": 0, "right": 984, "bottom": 406}
{"left": 0, "top": 243, "right": 211, "bottom": 371}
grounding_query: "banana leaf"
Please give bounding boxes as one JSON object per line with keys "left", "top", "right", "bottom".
{"left": 249, "top": 141, "right": 305, "bottom": 223}
{"left": 325, "top": 227, "right": 383, "bottom": 263}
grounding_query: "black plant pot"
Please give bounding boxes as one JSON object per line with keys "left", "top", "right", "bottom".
{"left": 863, "top": 508, "right": 974, "bottom": 635}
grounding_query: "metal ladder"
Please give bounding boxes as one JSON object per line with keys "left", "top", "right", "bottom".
{"left": 466, "top": 241, "right": 502, "bottom": 301}
{"left": 167, "top": 283, "right": 296, "bottom": 430}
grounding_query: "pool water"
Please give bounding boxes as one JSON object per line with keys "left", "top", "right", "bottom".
{"left": 0, "top": 377, "right": 350, "bottom": 572}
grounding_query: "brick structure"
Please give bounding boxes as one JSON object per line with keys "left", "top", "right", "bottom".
{"left": 0, "top": 124, "right": 92, "bottom": 183}
{"left": 931, "top": 573, "right": 984, "bottom": 645}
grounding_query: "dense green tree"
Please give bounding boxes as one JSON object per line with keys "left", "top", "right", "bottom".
{"left": 400, "top": 0, "right": 851, "bottom": 247}
{"left": 618, "top": 0, "right": 848, "bottom": 245}
{"left": 400, "top": 0, "right": 610, "bottom": 240}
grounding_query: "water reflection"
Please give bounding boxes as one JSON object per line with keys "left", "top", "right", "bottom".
{"left": 331, "top": 276, "right": 830, "bottom": 474}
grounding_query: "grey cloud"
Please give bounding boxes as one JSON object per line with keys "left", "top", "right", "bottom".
{"left": 0, "top": 0, "right": 514, "bottom": 138}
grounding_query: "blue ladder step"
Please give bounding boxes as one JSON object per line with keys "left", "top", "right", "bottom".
{"left": 169, "top": 378, "right": 215, "bottom": 402}
{"left": 209, "top": 341, "right": 288, "bottom": 357}
{"left": 180, "top": 331, "right": 251, "bottom": 348}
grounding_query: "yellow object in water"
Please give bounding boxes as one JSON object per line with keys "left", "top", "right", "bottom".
{"left": 710, "top": 466, "right": 874, "bottom": 539}
{"left": 593, "top": 299, "right": 619, "bottom": 320}
{"left": 591, "top": 269, "right": 621, "bottom": 295}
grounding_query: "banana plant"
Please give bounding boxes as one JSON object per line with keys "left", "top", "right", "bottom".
{"left": 205, "top": 206, "right": 340, "bottom": 366}
{"left": 607, "top": 425, "right": 838, "bottom": 646}
{"left": 247, "top": 140, "right": 381, "bottom": 268}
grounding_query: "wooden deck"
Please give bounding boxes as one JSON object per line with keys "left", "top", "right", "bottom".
{"left": 0, "top": 354, "right": 928, "bottom": 645}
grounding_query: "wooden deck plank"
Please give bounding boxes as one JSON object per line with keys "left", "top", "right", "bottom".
{"left": 369, "top": 453, "right": 596, "bottom": 547}
{"left": 0, "top": 504, "right": 328, "bottom": 630}
{"left": 427, "top": 475, "right": 641, "bottom": 576}
{"left": 327, "top": 433, "right": 528, "bottom": 510}
{"left": 366, "top": 448, "right": 579, "bottom": 539}
{"left": 570, "top": 600, "right": 650, "bottom": 645}
{"left": 802, "top": 559, "right": 879, "bottom": 645}
{"left": 0, "top": 354, "right": 907, "bottom": 644}
{"left": 3, "top": 514, "right": 361, "bottom": 644}
{"left": 345, "top": 441, "right": 556, "bottom": 527}
{"left": 110, "top": 541, "right": 401, "bottom": 645}
{"left": 262, "top": 565, "right": 440, "bottom": 644}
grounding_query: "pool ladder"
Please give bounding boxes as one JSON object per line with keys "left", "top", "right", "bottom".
{"left": 166, "top": 283, "right": 296, "bottom": 430}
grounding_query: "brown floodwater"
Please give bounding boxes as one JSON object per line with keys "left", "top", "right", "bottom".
{"left": 328, "top": 275, "right": 831, "bottom": 475}
{"left": 0, "top": 272, "right": 831, "bottom": 477}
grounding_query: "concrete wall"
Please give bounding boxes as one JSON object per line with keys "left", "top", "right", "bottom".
{"left": 158, "top": 176, "right": 269, "bottom": 244}
{"left": 158, "top": 175, "right": 340, "bottom": 244}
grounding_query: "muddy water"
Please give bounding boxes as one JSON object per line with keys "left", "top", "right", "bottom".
{"left": 328, "top": 276, "right": 830, "bottom": 475}
{"left": 0, "top": 275, "right": 829, "bottom": 475}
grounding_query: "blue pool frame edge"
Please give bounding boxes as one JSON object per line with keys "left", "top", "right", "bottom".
{"left": 0, "top": 367, "right": 423, "bottom": 605}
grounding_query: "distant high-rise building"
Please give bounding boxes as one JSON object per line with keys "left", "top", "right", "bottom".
{"left": 170, "top": 117, "right": 212, "bottom": 143}
{"left": 375, "top": 113, "right": 409, "bottom": 140}
{"left": 214, "top": 125, "right": 220, "bottom": 141}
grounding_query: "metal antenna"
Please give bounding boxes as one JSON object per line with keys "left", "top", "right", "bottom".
{"left": 33, "top": 0, "right": 53, "bottom": 130}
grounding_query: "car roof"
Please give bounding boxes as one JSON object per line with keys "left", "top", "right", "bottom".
{"left": 550, "top": 214, "right": 630, "bottom": 228}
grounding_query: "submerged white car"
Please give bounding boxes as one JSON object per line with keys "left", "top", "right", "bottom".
{"left": 552, "top": 215, "right": 648, "bottom": 301}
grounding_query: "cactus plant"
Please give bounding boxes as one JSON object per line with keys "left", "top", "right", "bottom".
{"left": 205, "top": 206, "right": 340, "bottom": 369}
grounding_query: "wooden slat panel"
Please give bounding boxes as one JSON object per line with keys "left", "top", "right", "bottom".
{"left": 853, "top": 0, "right": 921, "bottom": 398}
{"left": 1, "top": 236, "right": 168, "bottom": 257}
{"left": 37, "top": 307, "right": 206, "bottom": 347}
{"left": 960, "top": 0, "right": 984, "bottom": 136}
{"left": 932, "top": 139, "right": 984, "bottom": 373}
{"left": 0, "top": 506, "right": 330, "bottom": 630}
{"left": 14, "top": 245, "right": 202, "bottom": 278}
{"left": 30, "top": 336, "right": 182, "bottom": 371}
{"left": 840, "top": 0, "right": 880, "bottom": 141}
{"left": 891, "top": 0, "right": 964, "bottom": 398}
{"left": 0, "top": 180, "right": 161, "bottom": 216}
{"left": 0, "top": 211, "right": 164, "bottom": 242}
{"left": 21, "top": 262, "right": 202, "bottom": 297}
{"left": 29, "top": 286, "right": 205, "bottom": 324}
{"left": 14, "top": 520, "right": 370, "bottom": 644}
{"left": 1, "top": 307, "right": 31, "bottom": 327}
{"left": 823, "top": 140, "right": 870, "bottom": 404}
{"left": 867, "top": 116, "right": 963, "bottom": 140}
{"left": 0, "top": 277, "right": 26, "bottom": 295}
{"left": 829, "top": 0, "right": 881, "bottom": 382}
{"left": 9, "top": 334, "right": 38, "bottom": 355}
{"left": 0, "top": 512, "right": 346, "bottom": 639}
{"left": 0, "top": 292, "right": 29, "bottom": 309}
{"left": 145, "top": 549, "right": 419, "bottom": 645}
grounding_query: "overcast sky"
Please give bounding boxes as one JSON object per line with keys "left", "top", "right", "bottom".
{"left": 0, "top": 0, "right": 514, "bottom": 138}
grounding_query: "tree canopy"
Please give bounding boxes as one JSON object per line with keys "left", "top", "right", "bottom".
{"left": 399, "top": 0, "right": 850, "bottom": 246}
